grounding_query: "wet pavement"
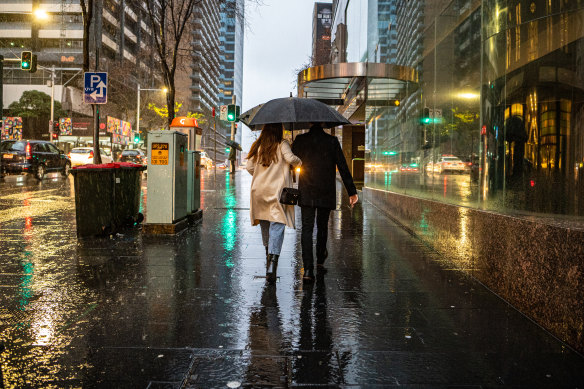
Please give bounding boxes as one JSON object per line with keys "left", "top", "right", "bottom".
{"left": 1, "top": 170, "right": 584, "bottom": 388}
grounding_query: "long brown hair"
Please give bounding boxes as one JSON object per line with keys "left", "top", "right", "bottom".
{"left": 247, "top": 123, "right": 283, "bottom": 167}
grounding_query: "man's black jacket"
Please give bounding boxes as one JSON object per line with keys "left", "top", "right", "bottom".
{"left": 292, "top": 126, "right": 357, "bottom": 209}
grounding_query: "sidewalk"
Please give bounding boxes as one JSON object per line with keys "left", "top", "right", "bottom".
{"left": 0, "top": 169, "right": 584, "bottom": 388}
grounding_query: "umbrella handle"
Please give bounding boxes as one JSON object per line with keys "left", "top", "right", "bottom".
{"left": 290, "top": 165, "right": 296, "bottom": 183}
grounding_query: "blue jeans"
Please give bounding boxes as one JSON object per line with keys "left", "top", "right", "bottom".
{"left": 259, "top": 220, "right": 285, "bottom": 255}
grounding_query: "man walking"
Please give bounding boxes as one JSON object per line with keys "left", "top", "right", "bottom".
{"left": 292, "top": 123, "right": 358, "bottom": 281}
{"left": 228, "top": 146, "right": 237, "bottom": 174}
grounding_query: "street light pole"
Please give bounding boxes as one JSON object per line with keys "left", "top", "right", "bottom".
{"left": 136, "top": 83, "right": 141, "bottom": 136}
{"left": 50, "top": 65, "right": 55, "bottom": 142}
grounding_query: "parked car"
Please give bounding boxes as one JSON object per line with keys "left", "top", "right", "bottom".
{"left": 68, "top": 147, "right": 113, "bottom": 167}
{"left": 426, "top": 155, "right": 468, "bottom": 174}
{"left": 118, "top": 149, "right": 147, "bottom": 165}
{"left": 199, "top": 151, "right": 213, "bottom": 170}
{"left": 0, "top": 140, "right": 71, "bottom": 180}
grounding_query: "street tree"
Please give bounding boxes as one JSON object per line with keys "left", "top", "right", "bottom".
{"left": 135, "top": 0, "right": 245, "bottom": 127}
{"left": 8, "top": 90, "right": 67, "bottom": 118}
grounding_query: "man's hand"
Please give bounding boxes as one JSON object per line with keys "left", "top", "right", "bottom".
{"left": 349, "top": 194, "right": 359, "bottom": 208}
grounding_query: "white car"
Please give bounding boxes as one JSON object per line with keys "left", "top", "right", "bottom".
{"left": 68, "top": 147, "right": 113, "bottom": 166}
{"left": 426, "top": 155, "right": 467, "bottom": 174}
{"left": 199, "top": 151, "right": 213, "bottom": 170}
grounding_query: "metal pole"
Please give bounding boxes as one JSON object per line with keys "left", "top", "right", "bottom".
{"left": 0, "top": 55, "right": 4, "bottom": 179}
{"left": 230, "top": 95, "right": 235, "bottom": 141}
{"left": 50, "top": 65, "right": 55, "bottom": 142}
{"left": 136, "top": 84, "right": 140, "bottom": 136}
{"left": 214, "top": 114, "right": 217, "bottom": 181}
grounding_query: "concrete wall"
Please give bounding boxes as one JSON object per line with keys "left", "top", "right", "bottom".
{"left": 364, "top": 187, "right": 584, "bottom": 353}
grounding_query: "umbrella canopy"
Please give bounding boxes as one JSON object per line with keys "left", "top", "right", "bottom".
{"left": 225, "top": 139, "right": 242, "bottom": 151}
{"left": 239, "top": 103, "right": 263, "bottom": 127}
{"left": 247, "top": 97, "right": 350, "bottom": 130}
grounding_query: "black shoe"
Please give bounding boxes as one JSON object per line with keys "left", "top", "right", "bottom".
{"left": 316, "top": 247, "right": 328, "bottom": 265}
{"left": 265, "top": 246, "right": 269, "bottom": 266}
{"left": 266, "top": 254, "right": 279, "bottom": 284}
{"left": 303, "top": 268, "right": 315, "bottom": 282}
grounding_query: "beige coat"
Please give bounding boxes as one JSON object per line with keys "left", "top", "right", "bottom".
{"left": 246, "top": 140, "right": 302, "bottom": 228}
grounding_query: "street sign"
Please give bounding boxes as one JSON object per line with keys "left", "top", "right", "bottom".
{"left": 84, "top": 72, "right": 108, "bottom": 104}
{"left": 220, "top": 105, "right": 228, "bottom": 121}
{"left": 429, "top": 108, "right": 442, "bottom": 118}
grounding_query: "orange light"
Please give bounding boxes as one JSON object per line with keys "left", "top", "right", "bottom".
{"left": 295, "top": 167, "right": 301, "bottom": 173}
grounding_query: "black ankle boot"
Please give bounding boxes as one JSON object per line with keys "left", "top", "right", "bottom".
{"left": 266, "top": 254, "right": 279, "bottom": 283}
{"left": 265, "top": 246, "right": 269, "bottom": 268}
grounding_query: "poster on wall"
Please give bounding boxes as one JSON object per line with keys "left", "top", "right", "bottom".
{"left": 107, "top": 116, "right": 131, "bottom": 145}
{"left": 59, "top": 118, "right": 73, "bottom": 135}
{"left": 1, "top": 117, "right": 23, "bottom": 140}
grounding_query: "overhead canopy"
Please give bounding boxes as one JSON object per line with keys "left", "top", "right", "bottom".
{"left": 297, "top": 62, "right": 418, "bottom": 121}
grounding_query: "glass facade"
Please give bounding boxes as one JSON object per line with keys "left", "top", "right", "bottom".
{"left": 362, "top": 0, "right": 584, "bottom": 219}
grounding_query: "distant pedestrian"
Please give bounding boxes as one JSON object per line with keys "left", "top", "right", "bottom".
{"left": 228, "top": 146, "right": 237, "bottom": 173}
{"left": 292, "top": 123, "right": 358, "bottom": 281}
{"left": 246, "top": 123, "right": 302, "bottom": 283}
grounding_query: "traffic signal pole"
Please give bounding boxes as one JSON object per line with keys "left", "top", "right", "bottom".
{"left": 230, "top": 95, "right": 235, "bottom": 141}
{"left": 0, "top": 55, "right": 3, "bottom": 180}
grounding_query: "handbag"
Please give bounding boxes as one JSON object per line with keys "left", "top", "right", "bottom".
{"left": 280, "top": 187, "right": 300, "bottom": 205}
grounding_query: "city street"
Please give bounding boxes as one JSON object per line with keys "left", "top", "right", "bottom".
{"left": 1, "top": 169, "right": 584, "bottom": 388}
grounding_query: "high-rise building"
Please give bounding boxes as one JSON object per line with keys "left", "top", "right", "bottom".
{"left": 190, "top": 0, "right": 221, "bottom": 115}
{"left": 0, "top": 0, "right": 159, "bottom": 141}
{"left": 312, "top": 2, "right": 332, "bottom": 66}
{"left": 218, "top": 0, "right": 244, "bottom": 146}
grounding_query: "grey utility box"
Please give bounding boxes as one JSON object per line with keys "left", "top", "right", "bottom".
{"left": 146, "top": 131, "right": 188, "bottom": 224}
{"left": 186, "top": 150, "right": 201, "bottom": 214}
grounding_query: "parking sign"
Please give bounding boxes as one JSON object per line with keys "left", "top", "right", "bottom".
{"left": 84, "top": 72, "right": 108, "bottom": 104}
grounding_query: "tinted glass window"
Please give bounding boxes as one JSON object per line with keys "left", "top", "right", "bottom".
{"left": 71, "top": 149, "right": 91, "bottom": 154}
{"left": 33, "top": 143, "right": 47, "bottom": 152}
{"left": 2, "top": 141, "right": 26, "bottom": 151}
{"left": 122, "top": 150, "right": 139, "bottom": 156}
{"left": 46, "top": 143, "right": 59, "bottom": 153}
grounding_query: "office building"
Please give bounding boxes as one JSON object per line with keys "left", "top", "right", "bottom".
{"left": 299, "top": 0, "right": 584, "bottom": 355}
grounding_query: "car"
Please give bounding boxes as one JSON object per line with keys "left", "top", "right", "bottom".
{"left": 118, "top": 149, "right": 147, "bottom": 165}
{"left": 199, "top": 151, "right": 213, "bottom": 170}
{"left": 399, "top": 163, "right": 420, "bottom": 173}
{"left": 68, "top": 147, "right": 113, "bottom": 166}
{"left": 426, "top": 155, "right": 468, "bottom": 174}
{"left": 0, "top": 139, "right": 71, "bottom": 180}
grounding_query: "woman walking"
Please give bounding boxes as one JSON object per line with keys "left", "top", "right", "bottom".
{"left": 246, "top": 123, "right": 302, "bottom": 283}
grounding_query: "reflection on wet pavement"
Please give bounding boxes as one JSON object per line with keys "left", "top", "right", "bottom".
{"left": 0, "top": 170, "right": 584, "bottom": 387}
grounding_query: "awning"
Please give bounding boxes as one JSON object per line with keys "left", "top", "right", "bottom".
{"left": 297, "top": 62, "right": 418, "bottom": 121}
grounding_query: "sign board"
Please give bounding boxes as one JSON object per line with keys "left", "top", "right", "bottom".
{"left": 220, "top": 105, "right": 228, "bottom": 121}
{"left": 151, "top": 142, "right": 169, "bottom": 165}
{"left": 83, "top": 72, "right": 108, "bottom": 104}
{"left": 429, "top": 108, "right": 442, "bottom": 118}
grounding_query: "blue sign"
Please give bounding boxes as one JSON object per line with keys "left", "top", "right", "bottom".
{"left": 84, "top": 72, "right": 108, "bottom": 104}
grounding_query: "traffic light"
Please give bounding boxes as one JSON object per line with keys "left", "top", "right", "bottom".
{"left": 421, "top": 107, "right": 431, "bottom": 124}
{"left": 134, "top": 133, "right": 140, "bottom": 144}
{"left": 21, "top": 51, "right": 32, "bottom": 70}
{"left": 53, "top": 121, "right": 60, "bottom": 133}
{"left": 227, "top": 104, "right": 240, "bottom": 122}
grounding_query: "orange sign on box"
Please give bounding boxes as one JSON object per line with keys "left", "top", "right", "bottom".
{"left": 151, "top": 143, "right": 169, "bottom": 165}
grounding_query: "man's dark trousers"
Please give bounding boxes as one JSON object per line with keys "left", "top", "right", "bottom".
{"left": 301, "top": 206, "right": 331, "bottom": 269}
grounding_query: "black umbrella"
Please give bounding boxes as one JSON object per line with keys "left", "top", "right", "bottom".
{"left": 247, "top": 97, "right": 350, "bottom": 131}
{"left": 225, "top": 139, "right": 242, "bottom": 151}
{"left": 239, "top": 103, "right": 263, "bottom": 127}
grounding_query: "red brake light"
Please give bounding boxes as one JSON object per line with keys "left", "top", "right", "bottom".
{"left": 89, "top": 150, "right": 94, "bottom": 159}
{"left": 25, "top": 143, "right": 32, "bottom": 159}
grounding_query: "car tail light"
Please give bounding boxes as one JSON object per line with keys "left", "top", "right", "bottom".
{"left": 89, "top": 150, "right": 94, "bottom": 159}
{"left": 25, "top": 143, "right": 32, "bottom": 159}
{"left": 67, "top": 152, "right": 71, "bottom": 159}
